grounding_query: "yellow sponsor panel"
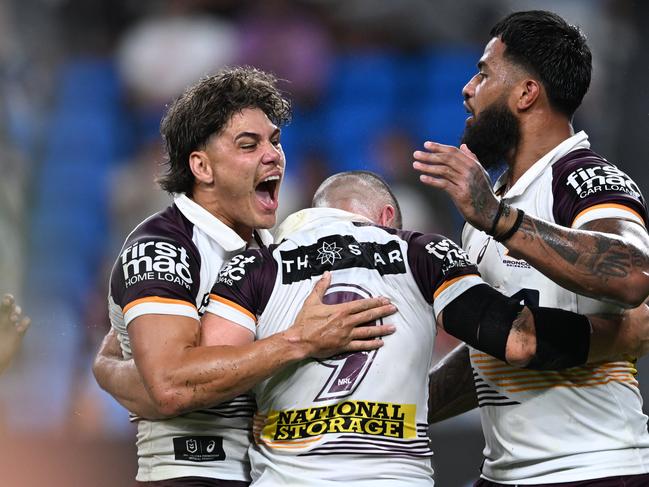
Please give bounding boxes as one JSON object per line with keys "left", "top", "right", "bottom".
{"left": 261, "top": 400, "right": 417, "bottom": 442}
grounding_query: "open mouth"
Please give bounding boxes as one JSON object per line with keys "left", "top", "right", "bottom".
{"left": 255, "top": 175, "right": 280, "bottom": 211}
{"left": 464, "top": 104, "right": 474, "bottom": 124}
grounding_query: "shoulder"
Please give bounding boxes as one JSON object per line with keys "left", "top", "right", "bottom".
{"left": 552, "top": 149, "right": 642, "bottom": 199}
{"left": 123, "top": 205, "right": 195, "bottom": 247}
{"left": 116, "top": 205, "right": 200, "bottom": 269}
{"left": 553, "top": 148, "right": 607, "bottom": 171}
{"left": 404, "top": 230, "right": 480, "bottom": 305}
{"left": 395, "top": 229, "right": 459, "bottom": 255}
{"left": 109, "top": 205, "right": 203, "bottom": 313}
{"left": 551, "top": 148, "right": 647, "bottom": 228}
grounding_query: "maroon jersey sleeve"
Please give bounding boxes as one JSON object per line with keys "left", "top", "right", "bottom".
{"left": 402, "top": 231, "right": 481, "bottom": 305}
{"left": 552, "top": 149, "right": 648, "bottom": 228}
{"left": 109, "top": 206, "right": 203, "bottom": 323}
{"left": 207, "top": 246, "right": 278, "bottom": 328}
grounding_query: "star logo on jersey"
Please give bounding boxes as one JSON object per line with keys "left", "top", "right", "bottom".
{"left": 316, "top": 241, "right": 343, "bottom": 265}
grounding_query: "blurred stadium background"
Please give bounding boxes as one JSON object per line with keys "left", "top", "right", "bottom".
{"left": 0, "top": 0, "right": 647, "bottom": 485}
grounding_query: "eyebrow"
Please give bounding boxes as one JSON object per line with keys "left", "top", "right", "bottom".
{"left": 234, "top": 128, "right": 281, "bottom": 141}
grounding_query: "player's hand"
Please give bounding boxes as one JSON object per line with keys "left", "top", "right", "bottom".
{"left": 413, "top": 142, "right": 500, "bottom": 232}
{"left": 620, "top": 302, "right": 649, "bottom": 358}
{"left": 588, "top": 300, "right": 649, "bottom": 362}
{"left": 286, "top": 272, "right": 397, "bottom": 359}
{"left": 0, "top": 294, "right": 30, "bottom": 373}
{"left": 96, "top": 327, "right": 124, "bottom": 361}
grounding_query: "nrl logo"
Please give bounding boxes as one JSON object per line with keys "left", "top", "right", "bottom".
{"left": 316, "top": 241, "right": 343, "bottom": 265}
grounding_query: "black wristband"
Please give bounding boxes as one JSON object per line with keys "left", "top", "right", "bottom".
{"left": 488, "top": 200, "right": 506, "bottom": 236}
{"left": 495, "top": 208, "right": 525, "bottom": 242}
{"left": 525, "top": 306, "right": 591, "bottom": 370}
{"left": 442, "top": 284, "right": 522, "bottom": 363}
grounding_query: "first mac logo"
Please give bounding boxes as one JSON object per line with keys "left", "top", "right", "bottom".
{"left": 121, "top": 240, "right": 193, "bottom": 290}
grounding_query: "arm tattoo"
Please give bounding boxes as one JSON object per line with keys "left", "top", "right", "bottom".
{"left": 519, "top": 216, "right": 580, "bottom": 263}
{"left": 470, "top": 178, "right": 496, "bottom": 222}
{"left": 519, "top": 215, "right": 537, "bottom": 241}
{"left": 516, "top": 215, "right": 635, "bottom": 280}
{"left": 593, "top": 239, "right": 630, "bottom": 278}
{"left": 502, "top": 204, "right": 511, "bottom": 218}
{"left": 632, "top": 247, "right": 649, "bottom": 267}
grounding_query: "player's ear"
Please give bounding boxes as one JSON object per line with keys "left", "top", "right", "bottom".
{"left": 189, "top": 151, "right": 214, "bottom": 185}
{"left": 379, "top": 205, "right": 396, "bottom": 228}
{"left": 516, "top": 78, "right": 541, "bottom": 111}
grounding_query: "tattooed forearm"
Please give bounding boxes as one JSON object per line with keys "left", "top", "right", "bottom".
{"left": 521, "top": 216, "right": 632, "bottom": 279}
{"left": 520, "top": 216, "right": 580, "bottom": 264}
{"left": 592, "top": 239, "right": 630, "bottom": 278}
{"left": 507, "top": 214, "right": 649, "bottom": 306}
{"left": 518, "top": 215, "right": 636, "bottom": 278}
{"left": 518, "top": 215, "right": 536, "bottom": 241}
{"left": 631, "top": 246, "right": 649, "bottom": 268}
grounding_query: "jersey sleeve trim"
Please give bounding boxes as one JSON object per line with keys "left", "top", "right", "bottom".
{"left": 205, "top": 295, "right": 256, "bottom": 334}
{"left": 571, "top": 203, "right": 646, "bottom": 229}
{"left": 124, "top": 301, "right": 199, "bottom": 327}
{"left": 123, "top": 296, "right": 197, "bottom": 315}
{"left": 209, "top": 294, "right": 257, "bottom": 322}
{"left": 433, "top": 274, "right": 480, "bottom": 299}
{"left": 432, "top": 275, "right": 484, "bottom": 319}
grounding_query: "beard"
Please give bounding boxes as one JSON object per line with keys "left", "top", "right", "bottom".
{"left": 460, "top": 99, "right": 520, "bottom": 170}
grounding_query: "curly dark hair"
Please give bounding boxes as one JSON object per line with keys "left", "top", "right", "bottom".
{"left": 491, "top": 10, "right": 592, "bottom": 118}
{"left": 158, "top": 66, "right": 292, "bottom": 195}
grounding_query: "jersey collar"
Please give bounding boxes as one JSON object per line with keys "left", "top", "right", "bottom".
{"left": 174, "top": 193, "right": 273, "bottom": 251}
{"left": 274, "top": 208, "right": 372, "bottom": 242}
{"left": 496, "top": 131, "right": 591, "bottom": 198}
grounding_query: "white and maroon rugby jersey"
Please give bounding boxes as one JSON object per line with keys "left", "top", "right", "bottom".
{"left": 462, "top": 131, "right": 649, "bottom": 484}
{"left": 206, "top": 207, "right": 485, "bottom": 486}
{"left": 108, "top": 193, "right": 272, "bottom": 482}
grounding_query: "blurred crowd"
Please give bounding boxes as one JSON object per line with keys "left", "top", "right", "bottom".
{"left": 0, "top": 0, "right": 647, "bottom": 456}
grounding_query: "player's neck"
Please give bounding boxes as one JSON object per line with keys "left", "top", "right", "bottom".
{"left": 190, "top": 189, "right": 254, "bottom": 241}
{"left": 506, "top": 114, "right": 573, "bottom": 189}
